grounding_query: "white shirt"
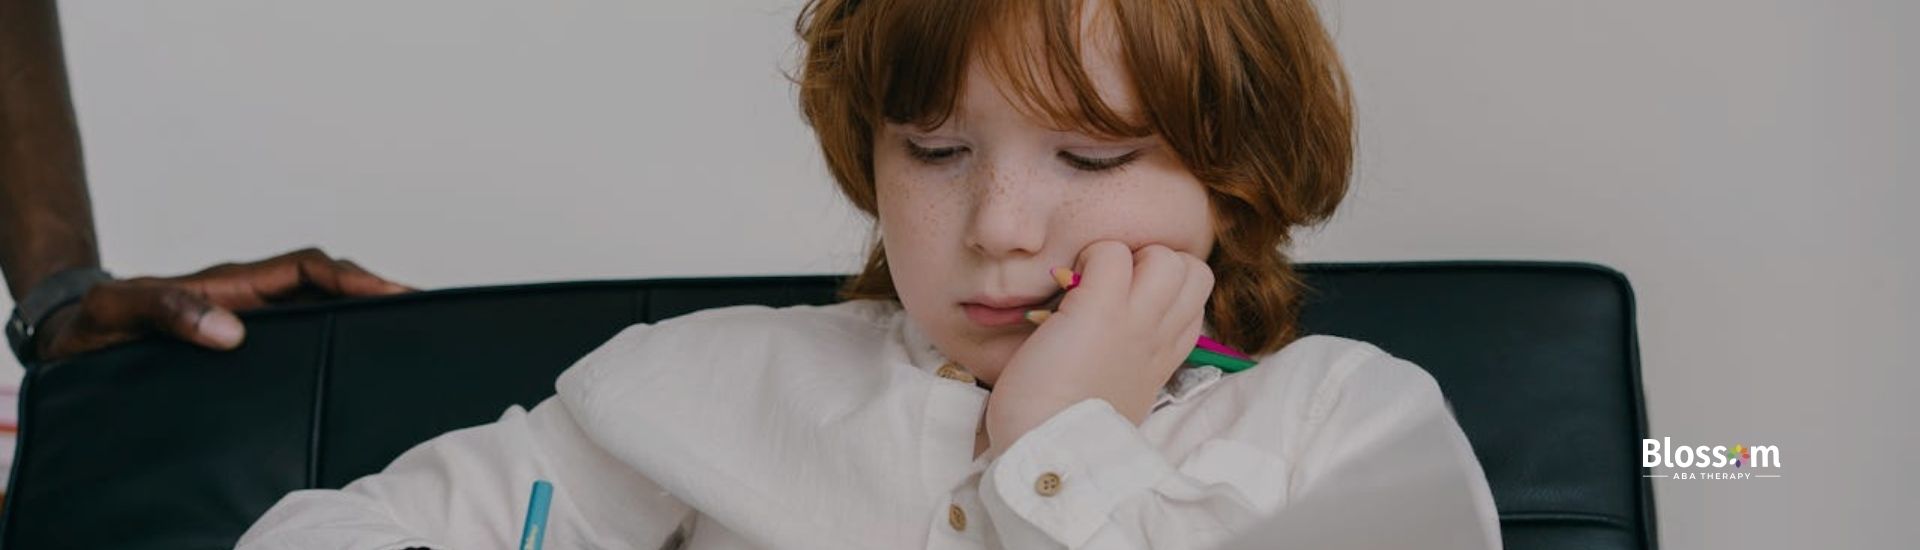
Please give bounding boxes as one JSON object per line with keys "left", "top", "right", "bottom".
{"left": 238, "top": 299, "right": 1501, "bottom": 549}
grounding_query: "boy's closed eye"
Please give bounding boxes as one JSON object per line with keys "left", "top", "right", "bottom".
{"left": 901, "top": 138, "right": 1146, "bottom": 173}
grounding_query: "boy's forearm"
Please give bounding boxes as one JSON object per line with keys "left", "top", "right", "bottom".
{"left": 0, "top": 0, "right": 102, "bottom": 301}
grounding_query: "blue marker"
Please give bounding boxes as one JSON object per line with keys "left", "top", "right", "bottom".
{"left": 519, "top": 480, "right": 553, "bottom": 550}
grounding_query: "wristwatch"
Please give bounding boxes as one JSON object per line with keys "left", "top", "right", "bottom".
{"left": 6, "top": 267, "right": 113, "bottom": 364}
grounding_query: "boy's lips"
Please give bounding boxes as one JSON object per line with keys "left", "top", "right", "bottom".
{"left": 963, "top": 294, "right": 1054, "bottom": 309}
{"left": 960, "top": 291, "right": 1065, "bottom": 327}
{"left": 962, "top": 303, "right": 1035, "bottom": 327}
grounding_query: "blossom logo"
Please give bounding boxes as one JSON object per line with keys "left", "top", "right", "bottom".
{"left": 1642, "top": 437, "right": 1782, "bottom": 480}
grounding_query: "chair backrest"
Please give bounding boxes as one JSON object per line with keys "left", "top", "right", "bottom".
{"left": 0, "top": 261, "right": 1656, "bottom": 549}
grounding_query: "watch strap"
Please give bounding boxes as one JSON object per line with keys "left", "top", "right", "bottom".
{"left": 7, "top": 267, "right": 113, "bottom": 363}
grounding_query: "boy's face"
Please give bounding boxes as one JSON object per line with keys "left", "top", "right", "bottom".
{"left": 875, "top": 38, "right": 1215, "bottom": 386}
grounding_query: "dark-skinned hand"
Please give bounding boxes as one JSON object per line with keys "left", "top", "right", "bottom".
{"left": 31, "top": 247, "right": 412, "bottom": 361}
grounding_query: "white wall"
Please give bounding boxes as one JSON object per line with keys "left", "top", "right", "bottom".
{"left": 1309, "top": 2, "right": 1915, "bottom": 548}
{"left": 1, "top": 0, "right": 1910, "bottom": 546}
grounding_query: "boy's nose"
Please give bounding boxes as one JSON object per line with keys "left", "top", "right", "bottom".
{"left": 964, "top": 163, "right": 1048, "bottom": 259}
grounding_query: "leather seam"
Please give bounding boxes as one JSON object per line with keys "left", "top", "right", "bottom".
{"left": 305, "top": 313, "right": 335, "bottom": 488}
{"left": 1500, "top": 511, "right": 1636, "bottom": 530}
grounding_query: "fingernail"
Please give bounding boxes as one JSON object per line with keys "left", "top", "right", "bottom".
{"left": 199, "top": 310, "right": 245, "bottom": 348}
{"left": 1050, "top": 267, "right": 1080, "bottom": 290}
{"left": 1024, "top": 309, "right": 1052, "bottom": 324}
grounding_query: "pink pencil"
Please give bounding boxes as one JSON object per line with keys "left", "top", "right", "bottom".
{"left": 1195, "top": 335, "right": 1252, "bottom": 360}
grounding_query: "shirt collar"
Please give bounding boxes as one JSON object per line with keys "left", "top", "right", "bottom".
{"left": 892, "top": 301, "right": 1227, "bottom": 408}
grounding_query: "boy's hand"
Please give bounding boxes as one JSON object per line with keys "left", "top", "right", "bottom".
{"left": 983, "top": 240, "right": 1213, "bottom": 457}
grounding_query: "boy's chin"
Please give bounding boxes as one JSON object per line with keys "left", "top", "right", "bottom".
{"left": 967, "top": 344, "right": 1023, "bottom": 384}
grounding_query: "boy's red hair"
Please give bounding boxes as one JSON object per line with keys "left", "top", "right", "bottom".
{"left": 796, "top": 0, "right": 1354, "bottom": 356}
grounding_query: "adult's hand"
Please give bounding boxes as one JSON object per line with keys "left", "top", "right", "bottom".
{"left": 31, "top": 247, "right": 412, "bottom": 361}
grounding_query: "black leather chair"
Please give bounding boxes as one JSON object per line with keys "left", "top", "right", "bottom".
{"left": 0, "top": 261, "right": 1657, "bottom": 549}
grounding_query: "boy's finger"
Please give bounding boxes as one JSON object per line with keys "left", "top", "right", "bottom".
{"left": 1061, "top": 240, "right": 1133, "bottom": 309}
{"left": 1162, "top": 256, "right": 1215, "bottom": 337}
{"left": 1129, "top": 245, "right": 1187, "bottom": 314}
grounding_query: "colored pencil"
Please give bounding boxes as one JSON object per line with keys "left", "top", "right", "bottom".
{"left": 519, "top": 480, "right": 553, "bottom": 550}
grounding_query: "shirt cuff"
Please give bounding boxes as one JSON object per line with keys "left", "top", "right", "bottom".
{"left": 979, "top": 398, "right": 1176, "bottom": 547}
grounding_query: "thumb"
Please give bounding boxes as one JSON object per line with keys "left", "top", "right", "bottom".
{"left": 145, "top": 287, "right": 247, "bottom": 350}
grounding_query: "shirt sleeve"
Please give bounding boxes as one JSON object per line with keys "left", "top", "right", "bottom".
{"left": 975, "top": 347, "right": 1501, "bottom": 549}
{"left": 235, "top": 396, "right": 692, "bottom": 550}
{"left": 1283, "top": 353, "right": 1503, "bottom": 549}
{"left": 976, "top": 398, "right": 1275, "bottom": 548}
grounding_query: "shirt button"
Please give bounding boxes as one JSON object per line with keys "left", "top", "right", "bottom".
{"left": 936, "top": 362, "right": 976, "bottom": 384}
{"left": 1035, "top": 472, "right": 1063, "bottom": 497}
{"left": 947, "top": 504, "right": 968, "bottom": 531}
